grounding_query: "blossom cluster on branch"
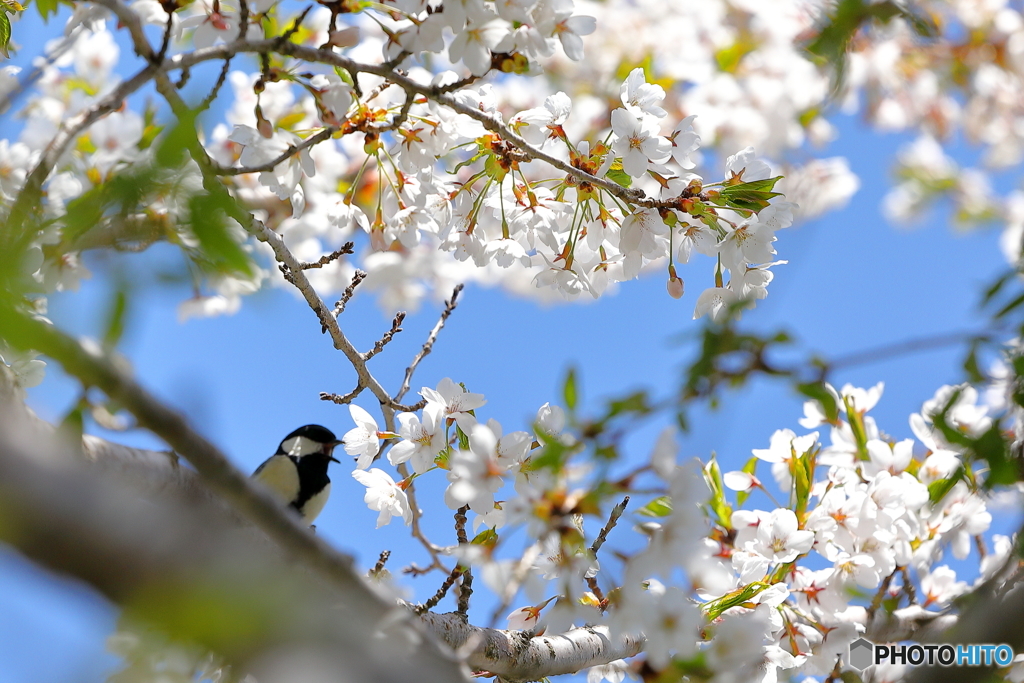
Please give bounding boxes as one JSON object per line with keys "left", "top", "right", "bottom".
{"left": 319, "top": 352, "right": 1021, "bottom": 682}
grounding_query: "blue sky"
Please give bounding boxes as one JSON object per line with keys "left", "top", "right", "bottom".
{"left": 2, "top": 11, "right": 1022, "bottom": 682}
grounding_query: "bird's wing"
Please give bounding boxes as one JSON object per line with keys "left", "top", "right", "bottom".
{"left": 252, "top": 454, "right": 301, "bottom": 504}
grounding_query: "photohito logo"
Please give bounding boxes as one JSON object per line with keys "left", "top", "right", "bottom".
{"left": 847, "top": 638, "right": 1015, "bottom": 671}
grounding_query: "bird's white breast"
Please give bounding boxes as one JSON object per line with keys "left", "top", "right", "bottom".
{"left": 300, "top": 481, "right": 331, "bottom": 523}
{"left": 252, "top": 455, "right": 301, "bottom": 503}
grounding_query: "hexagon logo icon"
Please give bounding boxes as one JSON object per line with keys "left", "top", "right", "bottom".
{"left": 848, "top": 638, "right": 874, "bottom": 671}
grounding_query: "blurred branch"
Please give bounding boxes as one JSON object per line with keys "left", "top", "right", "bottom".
{"left": 0, "top": 405, "right": 467, "bottom": 683}
{"left": 822, "top": 328, "right": 995, "bottom": 378}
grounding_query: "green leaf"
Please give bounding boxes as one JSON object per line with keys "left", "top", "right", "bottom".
{"left": 455, "top": 424, "right": 471, "bottom": 452}
{"left": 606, "top": 391, "right": 650, "bottom": 418}
{"left": 34, "top": 0, "right": 59, "bottom": 21}
{"left": 735, "top": 456, "right": 759, "bottom": 508}
{"left": 932, "top": 388, "right": 1019, "bottom": 488}
{"left": 155, "top": 108, "right": 199, "bottom": 169}
{"left": 844, "top": 395, "right": 870, "bottom": 459}
{"left": 805, "top": 0, "right": 936, "bottom": 92}
{"left": 470, "top": 528, "right": 498, "bottom": 547}
{"left": 717, "top": 176, "right": 784, "bottom": 212}
{"left": 102, "top": 287, "right": 129, "bottom": 349}
{"left": 994, "top": 290, "right": 1024, "bottom": 319}
{"left": 703, "top": 457, "right": 732, "bottom": 528}
{"left": 58, "top": 402, "right": 85, "bottom": 445}
{"left": 703, "top": 581, "right": 766, "bottom": 620}
{"left": 188, "top": 192, "right": 253, "bottom": 277}
{"left": 606, "top": 161, "right": 632, "bottom": 188}
{"left": 981, "top": 269, "right": 1015, "bottom": 306}
{"left": 530, "top": 428, "right": 569, "bottom": 471}
{"left": 562, "top": 367, "right": 578, "bottom": 413}
{"left": 927, "top": 467, "right": 962, "bottom": 504}
{"left": 637, "top": 495, "right": 672, "bottom": 517}
{"left": 0, "top": 12, "right": 10, "bottom": 58}
{"left": 840, "top": 669, "right": 866, "bottom": 683}
{"left": 796, "top": 381, "right": 840, "bottom": 424}
{"left": 793, "top": 442, "right": 816, "bottom": 518}
{"left": 962, "top": 340, "right": 985, "bottom": 385}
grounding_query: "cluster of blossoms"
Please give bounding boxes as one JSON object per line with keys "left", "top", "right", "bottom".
{"left": 0, "top": 3, "right": 797, "bottom": 389}
{"left": 514, "top": 0, "right": 1024, "bottom": 273}
{"left": 209, "top": 60, "right": 794, "bottom": 310}
{"left": 8, "top": 0, "right": 1024, "bottom": 390}
{"left": 344, "top": 375, "right": 1013, "bottom": 682}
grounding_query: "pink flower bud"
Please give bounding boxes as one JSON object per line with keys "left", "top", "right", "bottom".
{"left": 667, "top": 276, "right": 684, "bottom": 299}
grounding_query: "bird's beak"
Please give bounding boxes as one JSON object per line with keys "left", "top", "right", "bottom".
{"left": 325, "top": 439, "right": 343, "bottom": 462}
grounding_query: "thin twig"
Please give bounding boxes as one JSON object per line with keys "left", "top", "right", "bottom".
{"left": 586, "top": 496, "right": 628, "bottom": 611}
{"left": 214, "top": 127, "right": 339, "bottom": 176}
{"left": 455, "top": 505, "right": 470, "bottom": 545}
{"left": 457, "top": 570, "right": 473, "bottom": 617}
{"left": 396, "top": 461, "right": 447, "bottom": 574}
{"left": 334, "top": 270, "right": 367, "bottom": 317}
{"left": 414, "top": 565, "right": 466, "bottom": 615}
{"left": 365, "top": 312, "right": 406, "bottom": 360}
{"left": 321, "top": 386, "right": 364, "bottom": 404}
{"left": 300, "top": 242, "right": 355, "bottom": 270}
{"left": 868, "top": 569, "right": 899, "bottom": 619}
{"left": 900, "top": 566, "right": 918, "bottom": 605}
{"left": 198, "top": 56, "right": 234, "bottom": 113}
{"left": 590, "top": 496, "right": 629, "bottom": 556}
{"left": 454, "top": 504, "right": 475, "bottom": 612}
{"left": 396, "top": 284, "right": 464, "bottom": 402}
{"left": 586, "top": 576, "right": 606, "bottom": 608}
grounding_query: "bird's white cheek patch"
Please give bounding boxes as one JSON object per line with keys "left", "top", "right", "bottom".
{"left": 281, "top": 435, "right": 321, "bottom": 456}
{"left": 301, "top": 482, "right": 331, "bottom": 523}
{"left": 253, "top": 455, "right": 301, "bottom": 503}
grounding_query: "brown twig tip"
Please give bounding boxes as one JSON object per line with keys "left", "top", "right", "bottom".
{"left": 369, "top": 550, "right": 391, "bottom": 578}
{"left": 365, "top": 311, "right": 406, "bottom": 360}
{"left": 394, "top": 283, "right": 466, "bottom": 402}
{"left": 300, "top": 242, "right": 355, "bottom": 270}
{"left": 456, "top": 568, "right": 473, "bottom": 616}
{"left": 454, "top": 505, "right": 470, "bottom": 545}
{"left": 900, "top": 566, "right": 918, "bottom": 605}
{"left": 590, "top": 496, "right": 629, "bottom": 556}
{"left": 320, "top": 385, "right": 364, "bottom": 404}
{"left": 414, "top": 564, "right": 467, "bottom": 615}
{"left": 334, "top": 269, "right": 367, "bottom": 318}
{"left": 586, "top": 575, "right": 607, "bottom": 610}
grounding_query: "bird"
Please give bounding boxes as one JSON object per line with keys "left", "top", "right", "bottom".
{"left": 252, "top": 424, "right": 342, "bottom": 525}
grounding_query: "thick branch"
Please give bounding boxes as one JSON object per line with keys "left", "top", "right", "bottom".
{"left": 420, "top": 613, "right": 644, "bottom": 681}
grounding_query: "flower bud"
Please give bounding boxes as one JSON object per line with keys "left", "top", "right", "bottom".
{"left": 667, "top": 276, "right": 684, "bottom": 299}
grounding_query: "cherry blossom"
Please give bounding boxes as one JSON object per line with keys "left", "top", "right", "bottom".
{"left": 352, "top": 468, "right": 412, "bottom": 527}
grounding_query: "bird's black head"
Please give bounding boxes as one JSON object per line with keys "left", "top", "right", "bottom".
{"left": 277, "top": 424, "right": 342, "bottom": 461}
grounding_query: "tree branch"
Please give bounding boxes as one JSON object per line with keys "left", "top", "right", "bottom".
{"left": 419, "top": 613, "right": 644, "bottom": 681}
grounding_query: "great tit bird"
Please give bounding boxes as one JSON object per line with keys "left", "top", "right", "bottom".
{"left": 252, "top": 424, "right": 342, "bottom": 525}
